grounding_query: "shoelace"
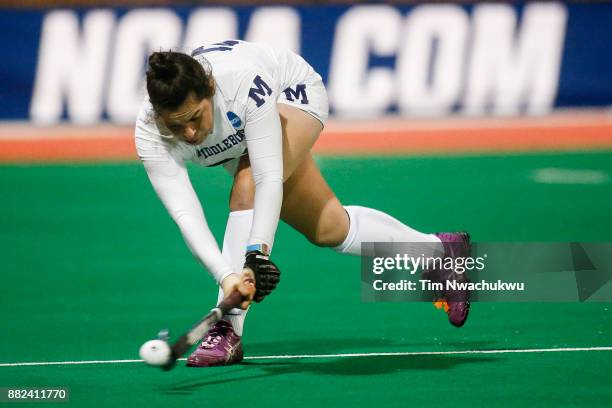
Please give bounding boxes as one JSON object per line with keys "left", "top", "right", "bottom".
{"left": 198, "top": 332, "right": 224, "bottom": 349}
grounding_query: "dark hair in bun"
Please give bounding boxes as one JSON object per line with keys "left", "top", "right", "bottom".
{"left": 146, "top": 51, "right": 214, "bottom": 112}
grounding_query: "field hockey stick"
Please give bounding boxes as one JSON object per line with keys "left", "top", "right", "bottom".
{"left": 160, "top": 291, "right": 244, "bottom": 371}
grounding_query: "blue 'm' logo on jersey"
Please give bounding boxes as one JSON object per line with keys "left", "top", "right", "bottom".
{"left": 248, "top": 75, "right": 272, "bottom": 107}
{"left": 226, "top": 111, "right": 242, "bottom": 128}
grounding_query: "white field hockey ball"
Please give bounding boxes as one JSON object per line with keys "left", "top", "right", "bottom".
{"left": 139, "top": 339, "right": 171, "bottom": 366}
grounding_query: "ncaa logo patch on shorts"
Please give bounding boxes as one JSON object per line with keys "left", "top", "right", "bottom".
{"left": 226, "top": 111, "right": 242, "bottom": 129}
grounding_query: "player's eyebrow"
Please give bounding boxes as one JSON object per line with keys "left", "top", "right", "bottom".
{"left": 170, "top": 108, "right": 201, "bottom": 125}
{"left": 188, "top": 109, "right": 201, "bottom": 120}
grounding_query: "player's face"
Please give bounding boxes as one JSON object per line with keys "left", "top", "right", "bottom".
{"left": 161, "top": 92, "right": 214, "bottom": 145}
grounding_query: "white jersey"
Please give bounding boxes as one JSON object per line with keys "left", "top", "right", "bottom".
{"left": 135, "top": 40, "right": 326, "bottom": 283}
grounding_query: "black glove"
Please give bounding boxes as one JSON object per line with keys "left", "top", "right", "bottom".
{"left": 243, "top": 250, "right": 281, "bottom": 303}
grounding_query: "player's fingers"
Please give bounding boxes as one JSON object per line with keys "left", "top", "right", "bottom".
{"left": 238, "top": 285, "right": 253, "bottom": 309}
{"left": 242, "top": 267, "right": 255, "bottom": 282}
{"left": 240, "top": 269, "right": 256, "bottom": 292}
{"left": 237, "top": 275, "right": 255, "bottom": 306}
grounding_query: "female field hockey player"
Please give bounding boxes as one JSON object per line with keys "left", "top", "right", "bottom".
{"left": 136, "top": 40, "right": 470, "bottom": 367}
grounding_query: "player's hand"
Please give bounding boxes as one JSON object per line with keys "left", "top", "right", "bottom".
{"left": 243, "top": 250, "right": 281, "bottom": 303}
{"left": 220, "top": 272, "right": 255, "bottom": 310}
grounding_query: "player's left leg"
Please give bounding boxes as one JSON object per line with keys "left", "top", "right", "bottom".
{"left": 274, "top": 104, "right": 470, "bottom": 327}
{"left": 279, "top": 154, "right": 442, "bottom": 254}
{"left": 225, "top": 105, "right": 469, "bottom": 328}
{"left": 280, "top": 154, "right": 471, "bottom": 327}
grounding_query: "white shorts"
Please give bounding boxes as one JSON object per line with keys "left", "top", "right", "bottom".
{"left": 222, "top": 74, "right": 329, "bottom": 176}
{"left": 276, "top": 75, "right": 329, "bottom": 127}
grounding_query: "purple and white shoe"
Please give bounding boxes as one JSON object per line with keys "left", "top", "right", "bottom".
{"left": 424, "top": 232, "right": 471, "bottom": 327}
{"left": 186, "top": 320, "right": 243, "bottom": 367}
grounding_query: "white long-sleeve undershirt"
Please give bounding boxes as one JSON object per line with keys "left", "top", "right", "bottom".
{"left": 136, "top": 91, "right": 283, "bottom": 284}
{"left": 141, "top": 150, "right": 235, "bottom": 284}
{"left": 243, "top": 95, "right": 283, "bottom": 250}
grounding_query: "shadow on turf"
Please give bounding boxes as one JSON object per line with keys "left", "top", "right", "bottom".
{"left": 158, "top": 354, "right": 498, "bottom": 394}
{"left": 246, "top": 337, "right": 499, "bottom": 355}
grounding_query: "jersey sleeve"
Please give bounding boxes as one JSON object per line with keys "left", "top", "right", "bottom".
{"left": 135, "top": 118, "right": 234, "bottom": 284}
{"left": 242, "top": 72, "right": 283, "bottom": 252}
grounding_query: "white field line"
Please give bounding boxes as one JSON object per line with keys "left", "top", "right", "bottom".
{"left": 531, "top": 168, "right": 610, "bottom": 185}
{"left": 1, "top": 346, "right": 612, "bottom": 368}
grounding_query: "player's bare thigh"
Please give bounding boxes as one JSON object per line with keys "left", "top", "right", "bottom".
{"left": 229, "top": 104, "right": 349, "bottom": 247}
{"left": 229, "top": 103, "right": 321, "bottom": 209}
{"left": 281, "top": 154, "right": 349, "bottom": 247}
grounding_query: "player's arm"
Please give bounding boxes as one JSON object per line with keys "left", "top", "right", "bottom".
{"left": 135, "top": 123, "right": 254, "bottom": 305}
{"left": 241, "top": 73, "right": 283, "bottom": 302}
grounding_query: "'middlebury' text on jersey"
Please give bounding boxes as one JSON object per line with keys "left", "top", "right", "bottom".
{"left": 135, "top": 40, "right": 317, "bottom": 167}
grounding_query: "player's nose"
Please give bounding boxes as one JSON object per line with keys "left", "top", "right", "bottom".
{"left": 183, "top": 126, "right": 197, "bottom": 142}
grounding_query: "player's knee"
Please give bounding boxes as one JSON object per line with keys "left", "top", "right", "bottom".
{"left": 229, "top": 170, "right": 255, "bottom": 211}
{"left": 305, "top": 206, "right": 349, "bottom": 248}
{"left": 307, "top": 229, "right": 344, "bottom": 248}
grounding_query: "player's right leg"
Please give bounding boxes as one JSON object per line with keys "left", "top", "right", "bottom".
{"left": 186, "top": 159, "right": 253, "bottom": 367}
{"left": 187, "top": 104, "right": 322, "bottom": 367}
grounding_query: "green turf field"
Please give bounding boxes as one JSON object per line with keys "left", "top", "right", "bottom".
{"left": 1, "top": 151, "right": 612, "bottom": 407}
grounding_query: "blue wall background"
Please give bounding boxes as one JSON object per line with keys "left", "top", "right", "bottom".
{"left": 1, "top": 3, "right": 611, "bottom": 121}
